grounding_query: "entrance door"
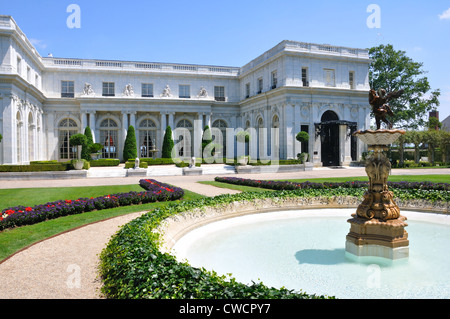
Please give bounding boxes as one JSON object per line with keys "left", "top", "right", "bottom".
{"left": 320, "top": 111, "right": 340, "bottom": 166}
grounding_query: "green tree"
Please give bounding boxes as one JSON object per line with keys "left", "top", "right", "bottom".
{"left": 369, "top": 44, "right": 440, "bottom": 129}
{"left": 0, "top": 133, "right": 2, "bottom": 143}
{"left": 405, "top": 130, "right": 425, "bottom": 164}
{"left": 161, "top": 126, "right": 174, "bottom": 159}
{"left": 82, "top": 127, "right": 94, "bottom": 161}
{"left": 123, "top": 125, "right": 137, "bottom": 162}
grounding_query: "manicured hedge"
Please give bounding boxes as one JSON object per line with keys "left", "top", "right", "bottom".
{"left": 0, "top": 163, "right": 69, "bottom": 172}
{"left": 0, "top": 179, "right": 183, "bottom": 231}
{"left": 125, "top": 161, "right": 148, "bottom": 169}
{"left": 89, "top": 159, "right": 120, "bottom": 167}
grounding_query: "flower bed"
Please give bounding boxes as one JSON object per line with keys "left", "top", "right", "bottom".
{"left": 0, "top": 179, "right": 184, "bottom": 231}
{"left": 214, "top": 177, "right": 450, "bottom": 202}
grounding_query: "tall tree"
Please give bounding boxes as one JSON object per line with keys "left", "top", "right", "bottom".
{"left": 369, "top": 44, "right": 440, "bottom": 129}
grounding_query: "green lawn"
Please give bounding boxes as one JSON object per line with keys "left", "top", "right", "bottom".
{"left": 0, "top": 186, "right": 204, "bottom": 261}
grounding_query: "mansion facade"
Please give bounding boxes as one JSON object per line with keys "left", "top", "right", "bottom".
{"left": 0, "top": 15, "right": 371, "bottom": 166}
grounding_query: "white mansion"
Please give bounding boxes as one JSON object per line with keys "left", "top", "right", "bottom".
{"left": 0, "top": 15, "right": 371, "bottom": 166}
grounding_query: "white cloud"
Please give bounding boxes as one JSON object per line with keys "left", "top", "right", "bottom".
{"left": 438, "top": 8, "right": 450, "bottom": 20}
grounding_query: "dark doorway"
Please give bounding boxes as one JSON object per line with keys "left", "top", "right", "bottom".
{"left": 320, "top": 111, "right": 340, "bottom": 166}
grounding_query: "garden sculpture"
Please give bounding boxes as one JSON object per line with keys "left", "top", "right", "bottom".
{"left": 369, "top": 88, "right": 404, "bottom": 130}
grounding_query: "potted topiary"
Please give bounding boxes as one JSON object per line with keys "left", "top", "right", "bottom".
{"left": 70, "top": 134, "right": 87, "bottom": 169}
{"left": 90, "top": 143, "right": 103, "bottom": 160}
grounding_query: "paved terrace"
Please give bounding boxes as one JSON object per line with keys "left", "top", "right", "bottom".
{"left": 0, "top": 166, "right": 448, "bottom": 299}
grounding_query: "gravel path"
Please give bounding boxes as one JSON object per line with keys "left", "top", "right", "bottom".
{"left": 0, "top": 212, "right": 145, "bottom": 299}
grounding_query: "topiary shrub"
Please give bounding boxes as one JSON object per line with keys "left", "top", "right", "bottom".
{"left": 161, "top": 126, "right": 174, "bottom": 159}
{"left": 69, "top": 134, "right": 88, "bottom": 160}
{"left": 82, "top": 127, "right": 94, "bottom": 161}
{"left": 296, "top": 131, "right": 309, "bottom": 143}
{"left": 123, "top": 125, "right": 137, "bottom": 162}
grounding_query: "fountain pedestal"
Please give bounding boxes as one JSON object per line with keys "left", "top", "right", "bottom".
{"left": 346, "top": 129, "right": 409, "bottom": 260}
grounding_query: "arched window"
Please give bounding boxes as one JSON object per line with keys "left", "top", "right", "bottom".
{"left": 139, "top": 119, "right": 157, "bottom": 158}
{"left": 212, "top": 119, "right": 228, "bottom": 157}
{"left": 175, "top": 119, "right": 193, "bottom": 158}
{"left": 28, "top": 112, "right": 34, "bottom": 161}
{"left": 58, "top": 118, "right": 78, "bottom": 160}
{"left": 100, "top": 118, "right": 118, "bottom": 158}
{"left": 321, "top": 110, "right": 339, "bottom": 122}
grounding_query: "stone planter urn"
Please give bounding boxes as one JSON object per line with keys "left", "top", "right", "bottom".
{"left": 73, "top": 159, "right": 84, "bottom": 170}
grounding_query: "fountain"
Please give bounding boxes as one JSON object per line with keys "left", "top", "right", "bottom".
{"left": 345, "top": 88, "right": 408, "bottom": 260}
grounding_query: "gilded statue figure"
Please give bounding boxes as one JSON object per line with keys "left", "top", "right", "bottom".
{"left": 369, "top": 88, "right": 404, "bottom": 130}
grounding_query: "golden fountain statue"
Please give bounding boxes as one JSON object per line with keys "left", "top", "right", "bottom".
{"left": 345, "top": 88, "right": 409, "bottom": 260}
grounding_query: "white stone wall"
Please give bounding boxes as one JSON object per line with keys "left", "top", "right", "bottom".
{"left": 0, "top": 15, "right": 371, "bottom": 165}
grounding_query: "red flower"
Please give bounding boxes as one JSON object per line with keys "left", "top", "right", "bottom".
{"left": 5, "top": 209, "right": 15, "bottom": 215}
{"left": 25, "top": 207, "right": 33, "bottom": 212}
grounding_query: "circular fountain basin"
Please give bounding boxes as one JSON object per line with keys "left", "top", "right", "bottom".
{"left": 171, "top": 209, "right": 450, "bottom": 299}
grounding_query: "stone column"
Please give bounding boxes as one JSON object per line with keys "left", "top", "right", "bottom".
{"left": 81, "top": 111, "right": 88, "bottom": 130}
{"left": 193, "top": 113, "right": 203, "bottom": 159}
{"left": 160, "top": 112, "right": 166, "bottom": 157}
{"left": 130, "top": 111, "right": 136, "bottom": 129}
{"left": 339, "top": 124, "right": 352, "bottom": 166}
{"left": 89, "top": 111, "right": 96, "bottom": 143}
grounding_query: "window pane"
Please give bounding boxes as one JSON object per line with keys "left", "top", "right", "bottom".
{"left": 214, "top": 86, "right": 225, "bottom": 101}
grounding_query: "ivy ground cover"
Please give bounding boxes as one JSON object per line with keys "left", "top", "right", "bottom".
{"left": 0, "top": 179, "right": 183, "bottom": 231}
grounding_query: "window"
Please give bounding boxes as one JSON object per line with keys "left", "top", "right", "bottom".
{"left": 100, "top": 119, "right": 118, "bottom": 158}
{"left": 245, "top": 83, "right": 250, "bottom": 98}
{"left": 61, "top": 81, "right": 75, "bottom": 98}
{"left": 214, "top": 86, "right": 225, "bottom": 101}
{"left": 271, "top": 71, "right": 278, "bottom": 89}
{"left": 257, "top": 78, "right": 263, "bottom": 94}
{"left": 139, "top": 119, "right": 157, "bottom": 158}
{"left": 302, "top": 68, "right": 309, "bottom": 87}
{"left": 102, "top": 82, "right": 115, "bottom": 96}
{"left": 58, "top": 118, "right": 78, "bottom": 160}
{"left": 349, "top": 71, "right": 355, "bottom": 89}
{"left": 212, "top": 119, "right": 228, "bottom": 157}
{"left": 324, "top": 69, "right": 336, "bottom": 87}
{"left": 179, "top": 85, "right": 190, "bottom": 98}
{"left": 176, "top": 119, "right": 193, "bottom": 157}
{"left": 141, "top": 83, "right": 153, "bottom": 97}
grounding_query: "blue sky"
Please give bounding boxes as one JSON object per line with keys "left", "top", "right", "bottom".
{"left": 2, "top": 0, "right": 449, "bottom": 120}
